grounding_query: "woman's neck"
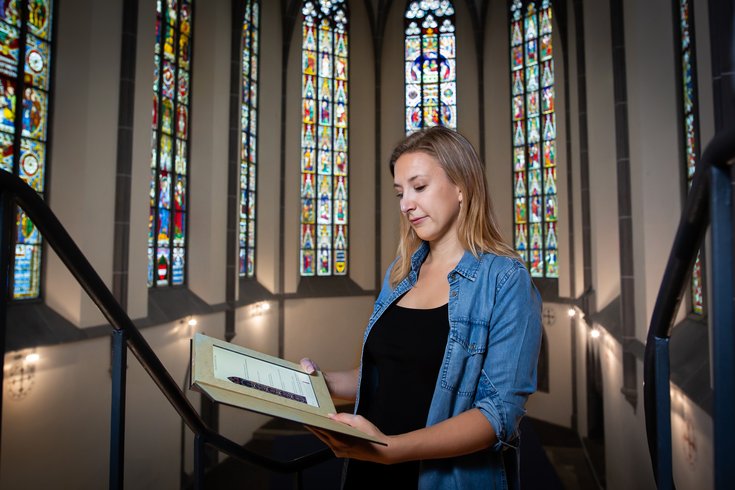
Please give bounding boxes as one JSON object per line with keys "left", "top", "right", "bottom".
{"left": 426, "top": 237, "right": 465, "bottom": 269}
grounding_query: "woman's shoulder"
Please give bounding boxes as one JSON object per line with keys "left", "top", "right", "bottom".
{"left": 475, "top": 252, "right": 530, "bottom": 288}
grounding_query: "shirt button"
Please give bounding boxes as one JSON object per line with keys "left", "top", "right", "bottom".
{"left": 450, "top": 273, "right": 456, "bottom": 281}
{"left": 451, "top": 290, "right": 458, "bottom": 297}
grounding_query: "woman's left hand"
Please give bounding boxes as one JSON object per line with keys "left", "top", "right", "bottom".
{"left": 306, "top": 413, "right": 393, "bottom": 464}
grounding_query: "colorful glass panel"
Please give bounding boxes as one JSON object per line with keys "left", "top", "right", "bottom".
{"left": 404, "top": 0, "right": 456, "bottom": 135}
{"left": 149, "top": 0, "right": 193, "bottom": 287}
{"left": 300, "top": 0, "right": 348, "bottom": 276}
{"left": 239, "top": 0, "right": 259, "bottom": 278}
{"left": 678, "top": 0, "right": 703, "bottom": 314}
{"left": 511, "top": 0, "right": 557, "bottom": 278}
{"left": 0, "top": 0, "right": 54, "bottom": 299}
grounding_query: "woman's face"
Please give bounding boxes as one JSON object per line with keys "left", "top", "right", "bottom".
{"left": 393, "top": 151, "right": 462, "bottom": 245}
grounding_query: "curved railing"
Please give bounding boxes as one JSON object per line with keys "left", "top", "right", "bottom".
{"left": 0, "top": 169, "right": 331, "bottom": 489}
{"left": 643, "top": 128, "right": 735, "bottom": 489}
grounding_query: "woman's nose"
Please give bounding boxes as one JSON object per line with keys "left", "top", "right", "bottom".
{"left": 400, "top": 197, "right": 414, "bottom": 214}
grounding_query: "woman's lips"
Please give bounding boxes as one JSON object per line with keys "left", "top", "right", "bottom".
{"left": 409, "top": 216, "right": 426, "bottom": 225}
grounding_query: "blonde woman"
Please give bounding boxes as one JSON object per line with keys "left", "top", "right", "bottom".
{"left": 302, "top": 126, "right": 542, "bottom": 489}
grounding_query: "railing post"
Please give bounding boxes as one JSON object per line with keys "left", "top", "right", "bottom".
{"left": 194, "top": 433, "right": 206, "bottom": 490}
{"left": 0, "top": 190, "right": 13, "bottom": 464}
{"left": 710, "top": 163, "right": 735, "bottom": 489}
{"left": 110, "top": 329, "right": 128, "bottom": 490}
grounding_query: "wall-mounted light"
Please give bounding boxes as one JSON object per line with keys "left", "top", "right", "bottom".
{"left": 251, "top": 301, "right": 271, "bottom": 317}
{"left": 590, "top": 327, "right": 601, "bottom": 339}
{"left": 187, "top": 317, "right": 198, "bottom": 327}
{"left": 567, "top": 307, "right": 576, "bottom": 317}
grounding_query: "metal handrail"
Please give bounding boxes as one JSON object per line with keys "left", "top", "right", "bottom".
{"left": 643, "top": 127, "right": 735, "bottom": 489}
{"left": 0, "top": 170, "right": 331, "bottom": 489}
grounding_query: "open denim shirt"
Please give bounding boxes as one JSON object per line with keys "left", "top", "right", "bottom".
{"left": 353, "top": 242, "right": 542, "bottom": 489}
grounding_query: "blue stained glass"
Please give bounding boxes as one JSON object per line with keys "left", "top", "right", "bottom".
{"left": 301, "top": 0, "right": 348, "bottom": 276}
{"left": 511, "top": 0, "right": 557, "bottom": 279}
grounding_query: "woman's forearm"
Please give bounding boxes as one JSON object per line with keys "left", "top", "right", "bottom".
{"left": 386, "top": 408, "right": 496, "bottom": 463}
{"left": 324, "top": 368, "right": 359, "bottom": 401}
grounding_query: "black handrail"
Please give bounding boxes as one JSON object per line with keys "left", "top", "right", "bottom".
{"left": 0, "top": 170, "right": 332, "bottom": 487}
{"left": 644, "top": 128, "right": 735, "bottom": 489}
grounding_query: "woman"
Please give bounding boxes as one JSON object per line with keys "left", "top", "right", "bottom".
{"left": 302, "top": 126, "right": 542, "bottom": 489}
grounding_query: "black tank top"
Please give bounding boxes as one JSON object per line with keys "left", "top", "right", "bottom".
{"left": 343, "top": 301, "right": 450, "bottom": 489}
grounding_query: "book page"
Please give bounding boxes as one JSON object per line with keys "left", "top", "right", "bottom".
{"left": 212, "top": 344, "right": 319, "bottom": 407}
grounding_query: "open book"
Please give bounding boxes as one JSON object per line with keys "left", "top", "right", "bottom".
{"left": 190, "top": 333, "right": 384, "bottom": 445}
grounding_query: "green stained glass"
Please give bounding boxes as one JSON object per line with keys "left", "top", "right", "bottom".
{"left": 511, "top": 0, "right": 557, "bottom": 278}
{"left": 301, "top": 0, "right": 348, "bottom": 276}
{"left": 1, "top": 0, "right": 54, "bottom": 299}
{"left": 239, "top": 0, "right": 259, "bottom": 278}
{"left": 149, "top": 0, "right": 193, "bottom": 287}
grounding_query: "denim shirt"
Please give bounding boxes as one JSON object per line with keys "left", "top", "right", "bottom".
{"left": 354, "top": 242, "right": 542, "bottom": 490}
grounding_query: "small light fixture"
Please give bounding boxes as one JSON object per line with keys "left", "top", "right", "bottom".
{"left": 251, "top": 301, "right": 271, "bottom": 317}
{"left": 590, "top": 327, "right": 601, "bottom": 339}
{"left": 25, "top": 353, "right": 40, "bottom": 364}
{"left": 187, "top": 317, "right": 198, "bottom": 327}
{"left": 567, "top": 307, "right": 576, "bottom": 317}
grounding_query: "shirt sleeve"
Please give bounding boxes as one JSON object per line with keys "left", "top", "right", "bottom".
{"left": 473, "top": 261, "right": 542, "bottom": 451}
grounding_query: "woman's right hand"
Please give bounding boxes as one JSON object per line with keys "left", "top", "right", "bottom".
{"left": 300, "top": 358, "right": 320, "bottom": 375}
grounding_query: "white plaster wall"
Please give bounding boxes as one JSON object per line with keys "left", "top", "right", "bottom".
{"left": 46, "top": 0, "right": 122, "bottom": 327}
{"left": 526, "top": 303, "right": 574, "bottom": 428}
{"left": 0, "top": 313, "right": 219, "bottom": 489}
{"left": 623, "top": 0, "right": 681, "bottom": 341}
{"left": 584, "top": 0, "right": 620, "bottom": 311}
{"left": 565, "top": 0, "right": 586, "bottom": 299}
{"left": 670, "top": 385, "right": 714, "bottom": 489}
{"left": 485, "top": 0, "right": 512, "bottom": 241}
{"left": 187, "top": 0, "right": 230, "bottom": 305}
{"left": 254, "top": 0, "right": 283, "bottom": 295}
{"left": 347, "top": 0, "right": 377, "bottom": 291}
{"left": 127, "top": 0, "right": 158, "bottom": 320}
{"left": 284, "top": 296, "right": 374, "bottom": 372}
{"left": 454, "top": 0, "right": 479, "bottom": 148}
{"left": 596, "top": 332, "right": 657, "bottom": 490}
{"left": 379, "top": 1, "right": 405, "bottom": 274}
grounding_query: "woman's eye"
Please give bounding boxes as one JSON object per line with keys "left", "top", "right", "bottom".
{"left": 395, "top": 193, "right": 403, "bottom": 199}
{"left": 415, "top": 185, "right": 426, "bottom": 192}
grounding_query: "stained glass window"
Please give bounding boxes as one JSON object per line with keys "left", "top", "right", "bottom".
{"left": 240, "top": 0, "right": 259, "bottom": 278}
{"left": 300, "top": 0, "right": 348, "bottom": 277}
{"left": 678, "top": 0, "right": 703, "bottom": 314}
{"left": 404, "top": 0, "right": 456, "bottom": 135}
{"left": 149, "top": 0, "right": 192, "bottom": 287}
{"left": 0, "top": 0, "right": 54, "bottom": 299}
{"left": 511, "top": 0, "right": 557, "bottom": 279}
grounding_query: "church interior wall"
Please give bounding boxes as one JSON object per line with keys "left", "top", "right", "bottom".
{"left": 249, "top": 0, "right": 283, "bottom": 295}
{"left": 45, "top": 0, "right": 123, "bottom": 328}
{"left": 623, "top": 0, "right": 683, "bottom": 341}
{"left": 127, "top": 0, "right": 158, "bottom": 320}
{"left": 379, "top": 0, "right": 406, "bottom": 275}
{"left": 584, "top": 0, "right": 621, "bottom": 312}
{"left": 484, "top": 0, "right": 512, "bottom": 240}
{"left": 188, "top": 0, "right": 231, "bottom": 306}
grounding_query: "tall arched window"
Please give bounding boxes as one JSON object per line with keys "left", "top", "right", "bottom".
{"left": 677, "top": 0, "right": 703, "bottom": 314}
{"left": 511, "top": 0, "right": 557, "bottom": 278}
{"left": 0, "top": 1, "right": 55, "bottom": 299}
{"left": 300, "top": 0, "right": 348, "bottom": 277}
{"left": 404, "top": 0, "right": 456, "bottom": 135}
{"left": 149, "top": 0, "right": 193, "bottom": 287}
{"left": 240, "top": 0, "right": 259, "bottom": 278}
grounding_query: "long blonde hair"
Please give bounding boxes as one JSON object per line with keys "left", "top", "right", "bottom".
{"left": 389, "top": 127, "right": 517, "bottom": 287}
